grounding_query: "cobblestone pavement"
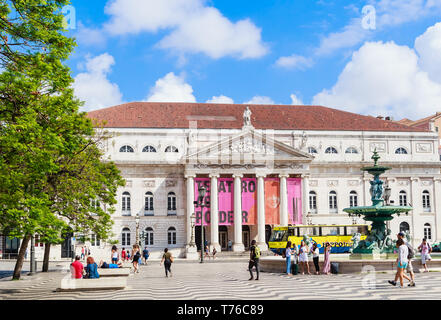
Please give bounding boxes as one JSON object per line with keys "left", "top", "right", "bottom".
{"left": 0, "top": 262, "right": 440, "bottom": 300}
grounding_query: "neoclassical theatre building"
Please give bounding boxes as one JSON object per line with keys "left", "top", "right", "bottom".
{"left": 70, "top": 102, "right": 439, "bottom": 259}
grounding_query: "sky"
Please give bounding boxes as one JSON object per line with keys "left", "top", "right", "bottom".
{"left": 67, "top": 0, "right": 441, "bottom": 120}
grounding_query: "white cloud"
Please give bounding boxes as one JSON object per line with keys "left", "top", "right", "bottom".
{"left": 145, "top": 72, "right": 196, "bottom": 103}
{"left": 312, "top": 34, "right": 441, "bottom": 119}
{"left": 415, "top": 22, "right": 441, "bottom": 83}
{"left": 75, "top": 22, "right": 107, "bottom": 48}
{"left": 73, "top": 53, "right": 124, "bottom": 111}
{"left": 206, "top": 95, "right": 234, "bottom": 104}
{"left": 244, "top": 96, "right": 275, "bottom": 105}
{"left": 103, "top": 0, "right": 268, "bottom": 59}
{"left": 275, "top": 54, "right": 313, "bottom": 70}
{"left": 290, "top": 94, "right": 303, "bottom": 105}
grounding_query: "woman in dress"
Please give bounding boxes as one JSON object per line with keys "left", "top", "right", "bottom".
{"left": 418, "top": 238, "right": 432, "bottom": 272}
{"left": 311, "top": 242, "right": 320, "bottom": 275}
{"left": 285, "top": 241, "right": 292, "bottom": 276}
{"left": 298, "top": 240, "right": 311, "bottom": 275}
{"left": 322, "top": 242, "right": 331, "bottom": 275}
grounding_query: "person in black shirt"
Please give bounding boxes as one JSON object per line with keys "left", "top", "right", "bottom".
{"left": 248, "top": 240, "right": 260, "bottom": 280}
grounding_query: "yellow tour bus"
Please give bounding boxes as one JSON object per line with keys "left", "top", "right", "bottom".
{"left": 268, "top": 224, "right": 370, "bottom": 255}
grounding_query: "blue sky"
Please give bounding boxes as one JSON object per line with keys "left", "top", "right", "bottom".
{"left": 67, "top": 0, "right": 441, "bottom": 120}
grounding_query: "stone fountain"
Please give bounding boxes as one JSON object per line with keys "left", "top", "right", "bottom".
{"left": 343, "top": 150, "right": 412, "bottom": 259}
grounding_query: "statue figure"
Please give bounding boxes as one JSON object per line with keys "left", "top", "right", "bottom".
{"left": 302, "top": 234, "right": 312, "bottom": 248}
{"left": 370, "top": 176, "right": 383, "bottom": 201}
{"left": 243, "top": 106, "right": 252, "bottom": 127}
{"left": 350, "top": 233, "right": 361, "bottom": 253}
{"left": 380, "top": 229, "right": 394, "bottom": 251}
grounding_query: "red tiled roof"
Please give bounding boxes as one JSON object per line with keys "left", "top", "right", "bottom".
{"left": 86, "top": 102, "right": 428, "bottom": 132}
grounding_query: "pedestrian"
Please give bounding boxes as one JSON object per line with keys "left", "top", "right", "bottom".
{"left": 84, "top": 256, "right": 100, "bottom": 279}
{"left": 212, "top": 247, "right": 217, "bottom": 260}
{"left": 111, "top": 246, "right": 118, "bottom": 264}
{"left": 228, "top": 240, "right": 232, "bottom": 251}
{"left": 143, "top": 247, "right": 150, "bottom": 265}
{"left": 322, "top": 242, "right": 331, "bottom": 275}
{"left": 81, "top": 246, "right": 85, "bottom": 260}
{"left": 127, "top": 250, "right": 131, "bottom": 261}
{"left": 160, "top": 248, "right": 174, "bottom": 277}
{"left": 395, "top": 238, "right": 412, "bottom": 288}
{"left": 248, "top": 240, "right": 260, "bottom": 280}
{"left": 285, "top": 241, "right": 293, "bottom": 276}
{"left": 121, "top": 248, "right": 126, "bottom": 261}
{"left": 388, "top": 232, "right": 415, "bottom": 287}
{"left": 204, "top": 245, "right": 210, "bottom": 260}
{"left": 311, "top": 242, "right": 320, "bottom": 275}
{"left": 298, "top": 240, "right": 311, "bottom": 275}
{"left": 418, "top": 238, "right": 432, "bottom": 272}
{"left": 70, "top": 255, "right": 84, "bottom": 279}
{"left": 132, "top": 245, "right": 141, "bottom": 273}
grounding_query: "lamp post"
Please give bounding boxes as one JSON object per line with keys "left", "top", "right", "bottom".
{"left": 189, "top": 213, "right": 196, "bottom": 247}
{"left": 197, "top": 186, "right": 207, "bottom": 263}
{"left": 135, "top": 213, "right": 140, "bottom": 246}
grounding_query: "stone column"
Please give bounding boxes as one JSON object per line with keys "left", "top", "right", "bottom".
{"left": 302, "top": 174, "right": 310, "bottom": 220}
{"left": 210, "top": 174, "right": 221, "bottom": 251}
{"left": 233, "top": 174, "right": 245, "bottom": 252}
{"left": 279, "top": 174, "right": 289, "bottom": 226}
{"left": 363, "top": 173, "right": 371, "bottom": 206}
{"left": 434, "top": 178, "right": 441, "bottom": 242}
{"left": 256, "top": 174, "right": 268, "bottom": 251}
{"left": 410, "top": 177, "right": 419, "bottom": 248}
{"left": 185, "top": 175, "right": 198, "bottom": 259}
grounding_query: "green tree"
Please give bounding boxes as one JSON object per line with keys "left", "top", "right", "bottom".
{"left": 0, "top": 0, "right": 124, "bottom": 279}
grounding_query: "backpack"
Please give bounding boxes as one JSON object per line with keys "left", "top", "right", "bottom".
{"left": 254, "top": 246, "right": 261, "bottom": 259}
{"left": 407, "top": 242, "right": 415, "bottom": 259}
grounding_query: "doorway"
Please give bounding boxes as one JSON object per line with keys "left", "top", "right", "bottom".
{"left": 61, "top": 233, "right": 73, "bottom": 258}
{"left": 219, "top": 226, "right": 228, "bottom": 251}
{"left": 242, "top": 225, "right": 250, "bottom": 250}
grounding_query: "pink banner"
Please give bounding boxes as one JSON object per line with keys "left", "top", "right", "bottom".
{"left": 241, "top": 178, "right": 257, "bottom": 225}
{"left": 194, "top": 178, "right": 210, "bottom": 226}
{"left": 264, "top": 178, "right": 280, "bottom": 225}
{"left": 287, "top": 178, "right": 302, "bottom": 224}
{"left": 218, "top": 178, "right": 234, "bottom": 225}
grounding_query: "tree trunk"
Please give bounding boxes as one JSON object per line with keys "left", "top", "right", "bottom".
{"left": 42, "top": 243, "right": 51, "bottom": 272}
{"left": 12, "top": 234, "right": 31, "bottom": 280}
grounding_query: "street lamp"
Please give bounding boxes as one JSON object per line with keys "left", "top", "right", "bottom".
{"left": 135, "top": 213, "right": 140, "bottom": 246}
{"left": 197, "top": 186, "right": 207, "bottom": 263}
{"left": 189, "top": 213, "right": 196, "bottom": 247}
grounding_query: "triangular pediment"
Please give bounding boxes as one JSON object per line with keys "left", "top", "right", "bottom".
{"left": 186, "top": 128, "right": 314, "bottom": 164}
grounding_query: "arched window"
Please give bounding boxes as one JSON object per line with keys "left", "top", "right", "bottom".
{"left": 167, "top": 227, "right": 177, "bottom": 245}
{"left": 395, "top": 147, "right": 408, "bottom": 154}
{"left": 122, "top": 228, "right": 131, "bottom": 246}
{"left": 142, "top": 145, "right": 156, "bottom": 153}
{"left": 345, "top": 147, "right": 358, "bottom": 154}
{"left": 165, "top": 146, "right": 179, "bottom": 153}
{"left": 422, "top": 190, "right": 431, "bottom": 212}
{"left": 325, "top": 147, "right": 338, "bottom": 154}
{"left": 167, "top": 192, "right": 177, "bottom": 214}
{"left": 329, "top": 191, "right": 338, "bottom": 213}
{"left": 309, "top": 191, "right": 317, "bottom": 213}
{"left": 399, "top": 190, "right": 407, "bottom": 206}
{"left": 145, "top": 227, "right": 154, "bottom": 246}
{"left": 424, "top": 223, "right": 432, "bottom": 241}
{"left": 307, "top": 147, "right": 318, "bottom": 154}
{"left": 145, "top": 192, "right": 154, "bottom": 215}
{"left": 119, "top": 145, "right": 134, "bottom": 153}
{"left": 122, "top": 192, "right": 131, "bottom": 215}
{"left": 399, "top": 222, "right": 410, "bottom": 233}
{"left": 349, "top": 191, "right": 358, "bottom": 207}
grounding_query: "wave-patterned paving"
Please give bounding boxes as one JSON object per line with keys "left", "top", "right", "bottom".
{"left": 0, "top": 262, "right": 441, "bottom": 300}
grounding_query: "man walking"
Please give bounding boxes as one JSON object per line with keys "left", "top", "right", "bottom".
{"left": 388, "top": 231, "right": 416, "bottom": 287}
{"left": 143, "top": 247, "right": 150, "bottom": 265}
{"left": 248, "top": 240, "right": 260, "bottom": 281}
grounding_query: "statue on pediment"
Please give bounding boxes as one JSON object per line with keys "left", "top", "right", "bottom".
{"left": 243, "top": 106, "right": 252, "bottom": 127}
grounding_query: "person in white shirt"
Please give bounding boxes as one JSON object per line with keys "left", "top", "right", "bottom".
{"left": 311, "top": 242, "right": 320, "bottom": 275}
{"left": 396, "top": 238, "right": 412, "bottom": 288}
{"left": 389, "top": 232, "right": 415, "bottom": 287}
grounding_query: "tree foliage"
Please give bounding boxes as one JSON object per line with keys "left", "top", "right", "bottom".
{"left": 0, "top": 0, "right": 124, "bottom": 279}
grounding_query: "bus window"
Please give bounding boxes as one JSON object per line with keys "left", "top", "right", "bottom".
{"left": 287, "top": 228, "right": 295, "bottom": 236}
{"left": 312, "top": 227, "right": 320, "bottom": 236}
{"left": 347, "top": 226, "right": 359, "bottom": 235}
{"left": 358, "top": 226, "right": 368, "bottom": 235}
{"left": 269, "top": 230, "right": 287, "bottom": 242}
{"left": 329, "top": 227, "right": 339, "bottom": 235}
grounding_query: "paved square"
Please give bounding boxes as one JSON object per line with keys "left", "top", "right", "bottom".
{"left": 0, "top": 262, "right": 440, "bottom": 300}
